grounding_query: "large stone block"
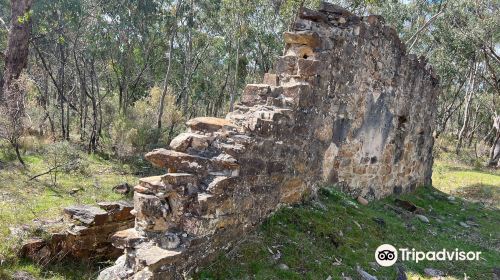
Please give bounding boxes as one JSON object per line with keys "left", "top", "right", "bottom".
{"left": 241, "top": 84, "right": 271, "bottom": 106}
{"left": 297, "top": 58, "right": 322, "bottom": 76}
{"left": 186, "top": 117, "right": 237, "bottom": 133}
{"left": 275, "top": 55, "right": 298, "bottom": 76}
{"left": 283, "top": 31, "right": 321, "bottom": 48}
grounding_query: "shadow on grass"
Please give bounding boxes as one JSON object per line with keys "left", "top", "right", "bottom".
{"left": 443, "top": 165, "right": 500, "bottom": 176}
{"left": 452, "top": 183, "right": 499, "bottom": 208}
{"left": 1, "top": 258, "right": 109, "bottom": 280}
{"left": 197, "top": 185, "right": 500, "bottom": 280}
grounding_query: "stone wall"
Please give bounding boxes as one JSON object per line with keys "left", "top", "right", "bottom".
{"left": 99, "top": 3, "right": 439, "bottom": 279}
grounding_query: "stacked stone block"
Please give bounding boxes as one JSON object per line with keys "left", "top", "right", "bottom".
{"left": 99, "top": 3, "right": 439, "bottom": 279}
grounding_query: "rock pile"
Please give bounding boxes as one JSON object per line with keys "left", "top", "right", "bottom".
{"left": 100, "top": 3, "right": 439, "bottom": 279}
{"left": 20, "top": 201, "right": 134, "bottom": 264}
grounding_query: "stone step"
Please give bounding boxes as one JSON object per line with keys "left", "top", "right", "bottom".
{"left": 97, "top": 201, "right": 134, "bottom": 222}
{"left": 240, "top": 84, "right": 270, "bottom": 106}
{"left": 205, "top": 176, "right": 237, "bottom": 195}
{"left": 145, "top": 149, "right": 240, "bottom": 177}
{"left": 169, "top": 132, "right": 214, "bottom": 152}
{"left": 134, "top": 245, "right": 183, "bottom": 272}
{"left": 145, "top": 149, "right": 210, "bottom": 174}
{"left": 138, "top": 176, "right": 166, "bottom": 193}
{"left": 211, "top": 140, "right": 246, "bottom": 157}
{"left": 209, "top": 153, "right": 240, "bottom": 176}
{"left": 186, "top": 117, "right": 237, "bottom": 133}
{"left": 110, "top": 228, "right": 146, "bottom": 249}
{"left": 161, "top": 173, "right": 198, "bottom": 186}
{"left": 281, "top": 83, "right": 314, "bottom": 108}
{"left": 64, "top": 205, "right": 108, "bottom": 226}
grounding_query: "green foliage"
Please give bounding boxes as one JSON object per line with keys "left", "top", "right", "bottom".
{"left": 0, "top": 141, "right": 142, "bottom": 277}
{"left": 106, "top": 86, "right": 183, "bottom": 156}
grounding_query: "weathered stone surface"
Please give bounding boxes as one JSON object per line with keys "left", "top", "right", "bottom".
{"left": 134, "top": 192, "right": 170, "bottom": 232}
{"left": 101, "top": 3, "right": 439, "bottom": 279}
{"left": 135, "top": 245, "right": 183, "bottom": 271}
{"left": 145, "top": 149, "right": 209, "bottom": 173}
{"left": 297, "top": 58, "right": 322, "bottom": 76}
{"left": 64, "top": 205, "right": 108, "bottom": 225}
{"left": 241, "top": 84, "right": 271, "bottom": 106}
{"left": 284, "top": 31, "right": 321, "bottom": 48}
{"left": 111, "top": 228, "right": 146, "bottom": 249}
{"left": 169, "top": 132, "right": 213, "bottom": 152}
{"left": 298, "top": 7, "right": 328, "bottom": 23}
{"left": 263, "top": 73, "right": 278, "bottom": 86}
{"left": 20, "top": 201, "right": 134, "bottom": 264}
{"left": 319, "top": 2, "right": 353, "bottom": 17}
{"left": 186, "top": 117, "right": 236, "bottom": 133}
{"left": 275, "top": 55, "right": 298, "bottom": 76}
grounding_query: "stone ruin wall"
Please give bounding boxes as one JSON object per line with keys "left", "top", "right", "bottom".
{"left": 99, "top": 3, "right": 439, "bottom": 279}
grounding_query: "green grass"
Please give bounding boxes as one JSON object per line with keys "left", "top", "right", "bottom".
{"left": 0, "top": 142, "right": 148, "bottom": 279}
{"left": 433, "top": 160, "right": 500, "bottom": 208}
{"left": 197, "top": 156, "right": 500, "bottom": 280}
{"left": 197, "top": 185, "right": 499, "bottom": 280}
{"left": 1, "top": 140, "right": 498, "bottom": 279}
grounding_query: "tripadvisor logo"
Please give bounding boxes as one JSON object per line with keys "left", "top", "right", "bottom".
{"left": 375, "top": 244, "right": 482, "bottom": 267}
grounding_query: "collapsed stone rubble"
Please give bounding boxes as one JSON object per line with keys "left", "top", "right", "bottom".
{"left": 20, "top": 201, "right": 134, "bottom": 264}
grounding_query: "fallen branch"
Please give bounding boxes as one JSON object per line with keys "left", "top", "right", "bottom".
{"left": 28, "top": 162, "right": 71, "bottom": 181}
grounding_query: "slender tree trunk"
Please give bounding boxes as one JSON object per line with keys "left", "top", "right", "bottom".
{"left": 488, "top": 115, "right": 500, "bottom": 167}
{"left": 229, "top": 34, "right": 240, "bottom": 112}
{"left": 456, "top": 63, "right": 478, "bottom": 153}
{"left": 157, "top": 31, "right": 177, "bottom": 134}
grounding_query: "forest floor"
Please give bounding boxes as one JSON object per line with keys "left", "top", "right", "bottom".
{"left": 0, "top": 140, "right": 147, "bottom": 279}
{"left": 0, "top": 142, "right": 498, "bottom": 279}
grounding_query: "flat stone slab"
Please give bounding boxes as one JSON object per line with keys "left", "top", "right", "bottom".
{"left": 186, "top": 117, "right": 237, "bottom": 133}
{"left": 169, "top": 132, "right": 213, "bottom": 152}
{"left": 64, "top": 205, "right": 108, "bottom": 225}
{"left": 145, "top": 149, "right": 210, "bottom": 173}
{"left": 284, "top": 31, "right": 321, "bottom": 48}
{"left": 111, "top": 228, "right": 146, "bottom": 249}
{"left": 139, "top": 176, "right": 166, "bottom": 192}
{"left": 136, "top": 245, "right": 183, "bottom": 270}
{"left": 161, "top": 173, "right": 198, "bottom": 186}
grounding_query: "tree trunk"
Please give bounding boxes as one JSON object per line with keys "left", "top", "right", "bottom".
{"left": 1, "top": 0, "right": 33, "bottom": 166}
{"left": 488, "top": 115, "right": 500, "bottom": 167}
{"left": 1, "top": 0, "right": 32, "bottom": 101}
{"left": 157, "top": 29, "right": 177, "bottom": 134}
{"left": 229, "top": 34, "right": 240, "bottom": 112}
{"left": 456, "top": 62, "right": 478, "bottom": 153}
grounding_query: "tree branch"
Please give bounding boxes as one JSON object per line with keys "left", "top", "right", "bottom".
{"left": 0, "top": 17, "right": 8, "bottom": 32}
{"left": 406, "top": 6, "right": 446, "bottom": 52}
